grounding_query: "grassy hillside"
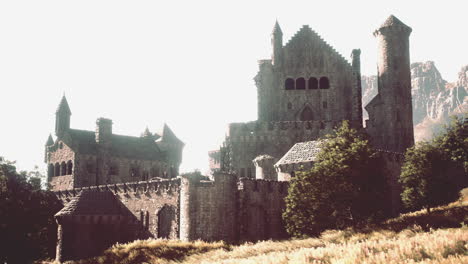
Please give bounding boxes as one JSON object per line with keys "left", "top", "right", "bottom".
{"left": 49, "top": 194, "right": 467, "bottom": 264}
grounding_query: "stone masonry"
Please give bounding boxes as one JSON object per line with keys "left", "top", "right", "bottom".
{"left": 51, "top": 15, "right": 415, "bottom": 262}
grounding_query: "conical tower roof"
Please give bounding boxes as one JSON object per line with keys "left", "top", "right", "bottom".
{"left": 272, "top": 20, "right": 283, "bottom": 35}
{"left": 379, "top": 15, "right": 410, "bottom": 29}
{"left": 46, "top": 134, "right": 54, "bottom": 146}
{"left": 56, "top": 95, "right": 71, "bottom": 115}
{"left": 160, "top": 123, "right": 183, "bottom": 145}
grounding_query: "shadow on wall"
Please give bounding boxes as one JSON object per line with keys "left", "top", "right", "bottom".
{"left": 55, "top": 190, "right": 152, "bottom": 262}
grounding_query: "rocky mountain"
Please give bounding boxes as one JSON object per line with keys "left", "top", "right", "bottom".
{"left": 362, "top": 62, "right": 467, "bottom": 141}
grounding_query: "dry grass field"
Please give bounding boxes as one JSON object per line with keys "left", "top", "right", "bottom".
{"left": 45, "top": 192, "right": 467, "bottom": 264}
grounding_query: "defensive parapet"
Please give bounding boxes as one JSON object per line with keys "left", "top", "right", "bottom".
{"left": 55, "top": 178, "right": 181, "bottom": 203}
{"left": 180, "top": 172, "right": 238, "bottom": 242}
{"left": 237, "top": 178, "right": 289, "bottom": 241}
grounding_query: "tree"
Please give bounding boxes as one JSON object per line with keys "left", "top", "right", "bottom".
{"left": 283, "top": 121, "right": 383, "bottom": 237}
{"left": 0, "top": 157, "right": 63, "bottom": 263}
{"left": 400, "top": 116, "right": 467, "bottom": 212}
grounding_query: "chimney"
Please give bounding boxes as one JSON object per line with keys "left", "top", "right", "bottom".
{"left": 95, "top": 118, "right": 113, "bottom": 145}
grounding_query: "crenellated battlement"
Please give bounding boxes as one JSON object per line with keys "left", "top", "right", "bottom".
{"left": 227, "top": 120, "right": 345, "bottom": 137}
{"left": 237, "top": 178, "right": 289, "bottom": 193}
{"left": 55, "top": 178, "right": 181, "bottom": 201}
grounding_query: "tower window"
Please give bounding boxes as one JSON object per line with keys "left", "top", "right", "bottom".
{"left": 285, "top": 78, "right": 295, "bottom": 90}
{"left": 308, "top": 77, "right": 318, "bottom": 89}
{"left": 247, "top": 167, "right": 252, "bottom": 178}
{"left": 48, "top": 164, "right": 54, "bottom": 178}
{"left": 67, "top": 160, "right": 73, "bottom": 175}
{"left": 296, "top": 78, "right": 306, "bottom": 89}
{"left": 54, "top": 163, "right": 60, "bottom": 176}
{"left": 319, "top": 77, "right": 330, "bottom": 89}
{"left": 322, "top": 101, "right": 328, "bottom": 109}
{"left": 61, "top": 162, "right": 67, "bottom": 175}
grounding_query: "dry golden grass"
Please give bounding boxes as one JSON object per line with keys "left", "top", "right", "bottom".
{"left": 50, "top": 191, "right": 468, "bottom": 264}
{"left": 178, "top": 228, "right": 467, "bottom": 264}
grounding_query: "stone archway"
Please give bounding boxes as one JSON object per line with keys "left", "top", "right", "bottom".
{"left": 157, "top": 205, "right": 176, "bottom": 239}
{"left": 299, "top": 106, "right": 314, "bottom": 121}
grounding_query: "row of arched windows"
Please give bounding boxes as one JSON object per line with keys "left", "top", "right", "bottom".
{"left": 285, "top": 77, "right": 330, "bottom": 90}
{"left": 48, "top": 161, "right": 73, "bottom": 177}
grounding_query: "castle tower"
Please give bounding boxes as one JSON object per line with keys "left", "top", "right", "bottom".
{"left": 271, "top": 21, "right": 283, "bottom": 67}
{"left": 55, "top": 95, "right": 71, "bottom": 137}
{"left": 366, "top": 15, "right": 414, "bottom": 153}
{"left": 95, "top": 118, "right": 113, "bottom": 185}
{"left": 253, "top": 155, "right": 277, "bottom": 180}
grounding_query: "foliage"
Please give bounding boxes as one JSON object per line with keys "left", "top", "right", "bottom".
{"left": 283, "top": 121, "right": 383, "bottom": 237}
{"left": 400, "top": 116, "right": 467, "bottom": 212}
{"left": 0, "top": 157, "right": 63, "bottom": 264}
{"left": 48, "top": 198, "right": 468, "bottom": 264}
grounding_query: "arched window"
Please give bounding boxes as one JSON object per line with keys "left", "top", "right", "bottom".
{"left": 54, "top": 163, "right": 60, "bottom": 176}
{"left": 319, "top": 77, "right": 330, "bottom": 89}
{"left": 296, "top": 78, "right": 306, "bottom": 89}
{"left": 145, "top": 211, "right": 150, "bottom": 230}
{"left": 285, "top": 78, "right": 295, "bottom": 90}
{"left": 67, "top": 161, "right": 73, "bottom": 175}
{"left": 61, "top": 162, "right": 67, "bottom": 175}
{"left": 299, "top": 106, "right": 314, "bottom": 121}
{"left": 48, "top": 164, "right": 54, "bottom": 178}
{"left": 308, "top": 77, "right": 318, "bottom": 89}
{"left": 320, "top": 121, "right": 325, "bottom": 129}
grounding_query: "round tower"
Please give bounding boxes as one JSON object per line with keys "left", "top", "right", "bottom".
{"left": 373, "top": 15, "right": 414, "bottom": 153}
{"left": 253, "top": 155, "right": 277, "bottom": 180}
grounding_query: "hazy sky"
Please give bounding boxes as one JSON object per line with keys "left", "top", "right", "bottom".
{"left": 1, "top": 0, "right": 467, "bottom": 174}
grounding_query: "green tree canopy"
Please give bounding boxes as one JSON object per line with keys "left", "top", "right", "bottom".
{"left": 283, "top": 121, "right": 383, "bottom": 237}
{"left": 0, "top": 157, "right": 63, "bottom": 264}
{"left": 400, "top": 116, "right": 467, "bottom": 212}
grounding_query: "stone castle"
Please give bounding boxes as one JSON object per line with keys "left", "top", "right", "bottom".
{"left": 47, "top": 15, "right": 414, "bottom": 262}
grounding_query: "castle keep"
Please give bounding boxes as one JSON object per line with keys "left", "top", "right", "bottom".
{"left": 49, "top": 15, "right": 414, "bottom": 262}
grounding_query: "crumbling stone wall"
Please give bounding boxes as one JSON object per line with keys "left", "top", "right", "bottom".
{"left": 56, "top": 178, "right": 181, "bottom": 239}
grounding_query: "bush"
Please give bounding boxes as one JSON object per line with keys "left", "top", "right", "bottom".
{"left": 283, "top": 121, "right": 383, "bottom": 237}
{"left": 0, "top": 157, "right": 63, "bottom": 264}
{"left": 400, "top": 116, "right": 467, "bottom": 212}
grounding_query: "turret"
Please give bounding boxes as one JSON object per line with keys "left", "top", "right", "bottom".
{"left": 95, "top": 118, "right": 113, "bottom": 145}
{"left": 370, "top": 15, "right": 414, "bottom": 153}
{"left": 55, "top": 96, "right": 71, "bottom": 137}
{"left": 271, "top": 21, "right": 283, "bottom": 67}
{"left": 44, "top": 134, "right": 54, "bottom": 163}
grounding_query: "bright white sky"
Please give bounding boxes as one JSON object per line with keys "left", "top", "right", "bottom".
{"left": 1, "top": 0, "right": 467, "bottom": 175}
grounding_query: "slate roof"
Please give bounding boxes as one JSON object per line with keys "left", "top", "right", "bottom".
{"left": 66, "top": 129, "right": 163, "bottom": 159}
{"left": 56, "top": 96, "right": 71, "bottom": 114}
{"left": 55, "top": 190, "right": 129, "bottom": 217}
{"left": 275, "top": 140, "right": 324, "bottom": 166}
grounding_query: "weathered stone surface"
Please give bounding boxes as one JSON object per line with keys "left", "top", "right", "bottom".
{"left": 362, "top": 62, "right": 467, "bottom": 141}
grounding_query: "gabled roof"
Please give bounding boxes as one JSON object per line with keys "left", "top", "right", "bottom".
{"left": 159, "top": 123, "right": 184, "bottom": 145}
{"left": 56, "top": 95, "right": 71, "bottom": 115}
{"left": 284, "top": 25, "right": 351, "bottom": 67}
{"left": 275, "top": 140, "right": 324, "bottom": 167}
{"left": 55, "top": 190, "right": 130, "bottom": 217}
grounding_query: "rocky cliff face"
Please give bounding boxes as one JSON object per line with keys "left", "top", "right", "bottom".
{"left": 362, "top": 62, "right": 467, "bottom": 141}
